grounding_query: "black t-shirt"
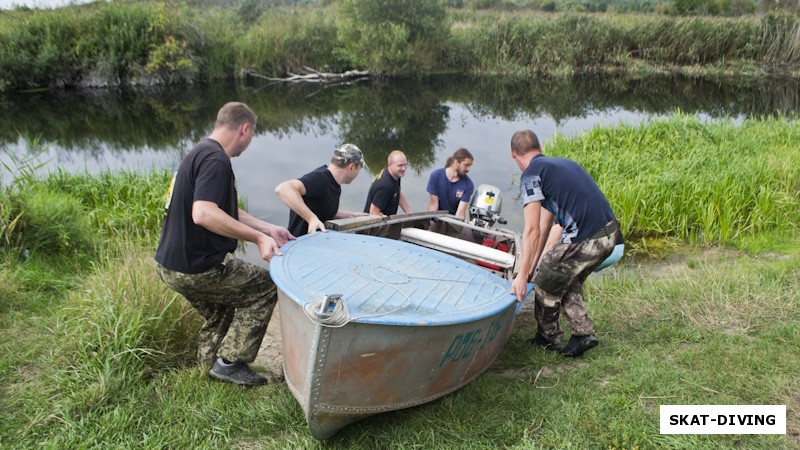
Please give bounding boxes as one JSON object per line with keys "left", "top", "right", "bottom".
{"left": 287, "top": 165, "right": 341, "bottom": 237}
{"left": 155, "top": 138, "right": 238, "bottom": 273}
{"left": 363, "top": 168, "right": 401, "bottom": 215}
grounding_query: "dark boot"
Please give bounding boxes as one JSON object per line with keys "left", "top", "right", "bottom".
{"left": 529, "top": 334, "right": 563, "bottom": 352}
{"left": 562, "top": 335, "right": 599, "bottom": 357}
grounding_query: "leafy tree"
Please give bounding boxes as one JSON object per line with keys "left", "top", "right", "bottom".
{"left": 336, "top": 0, "right": 448, "bottom": 74}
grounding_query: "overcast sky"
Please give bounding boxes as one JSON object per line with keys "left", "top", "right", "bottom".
{"left": 0, "top": 0, "right": 96, "bottom": 9}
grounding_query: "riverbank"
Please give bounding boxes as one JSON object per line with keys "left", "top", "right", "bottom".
{"left": 1, "top": 116, "right": 798, "bottom": 446}
{"left": 2, "top": 2, "right": 800, "bottom": 91}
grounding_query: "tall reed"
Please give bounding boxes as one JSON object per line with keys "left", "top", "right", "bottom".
{"left": 0, "top": 166, "right": 198, "bottom": 431}
{"left": 0, "top": 2, "right": 197, "bottom": 89}
{"left": 548, "top": 114, "right": 800, "bottom": 244}
{"left": 38, "top": 169, "right": 173, "bottom": 246}
{"left": 55, "top": 246, "right": 199, "bottom": 416}
{"left": 449, "top": 10, "right": 800, "bottom": 75}
{"left": 1, "top": 157, "right": 95, "bottom": 261}
{"left": 239, "top": 7, "right": 340, "bottom": 76}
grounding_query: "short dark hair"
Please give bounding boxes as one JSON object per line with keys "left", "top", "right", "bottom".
{"left": 511, "top": 130, "right": 541, "bottom": 155}
{"left": 216, "top": 102, "right": 256, "bottom": 130}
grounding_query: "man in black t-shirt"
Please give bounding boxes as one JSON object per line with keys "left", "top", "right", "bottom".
{"left": 509, "top": 129, "right": 623, "bottom": 358}
{"left": 363, "top": 150, "right": 412, "bottom": 216}
{"left": 155, "top": 102, "right": 294, "bottom": 386}
{"left": 275, "top": 144, "right": 369, "bottom": 236}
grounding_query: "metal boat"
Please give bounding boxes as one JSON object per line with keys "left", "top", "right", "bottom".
{"left": 269, "top": 186, "right": 623, "bottom": 439}
{"left": 269, "top": 207, "right": 524, "bottom": 440}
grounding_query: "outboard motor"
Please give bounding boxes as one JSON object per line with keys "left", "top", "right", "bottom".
{"left": 467, "top": 184, "right": 507, "bottom": 230}
{"left": 467, "top": 184, "right": 511, "bottom": 271}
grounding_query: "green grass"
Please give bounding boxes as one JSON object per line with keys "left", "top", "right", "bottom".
{"left": 1, "top": 117, "right": 798, "bottom": 447}
{"left": 548, "top": 114, "right": 800, "bottom": 246}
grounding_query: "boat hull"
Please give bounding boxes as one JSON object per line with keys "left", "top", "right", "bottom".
{"left": 270, "top": 222, "right": 523, "bottom": 440}
{"left": 278, "top": 289, "right": 518, "bottom": 440}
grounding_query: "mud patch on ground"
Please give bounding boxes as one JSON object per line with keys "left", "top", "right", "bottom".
{"left": 499, "top": 360, "right": 589, "bottom": 389}
{"left": 3, "top": 364, "right": 43, "bottom": 396}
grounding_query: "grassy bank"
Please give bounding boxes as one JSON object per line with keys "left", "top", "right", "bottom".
{"left": 2, "top": 1, "right": 800, "bottom": 91}
{"left": 550, "top": 114, "right": 800, "bottom": 245}
{"left": 1, "top": 116, "right": 798, "bottom": 447}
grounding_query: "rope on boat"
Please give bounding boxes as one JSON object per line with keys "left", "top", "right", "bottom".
{"left": 303, "top": 294, "right": 351, "bottom": 328}
{"left": 303, "top": 266, "right": 413, "bottom": 327}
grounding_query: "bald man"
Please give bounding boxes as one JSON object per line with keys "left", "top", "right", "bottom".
{"left": 363, "top": 150, "right": 412, "bottom": 216}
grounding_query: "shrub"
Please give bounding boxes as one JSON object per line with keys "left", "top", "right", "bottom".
{"left": 0, "top": 9, "right": 85, "bottom": 89}
{"left": 144, "top": 35, "right": 198, "bottom": 84}
{"left": 336, "top": 0, "right": 449, "bottom": 74}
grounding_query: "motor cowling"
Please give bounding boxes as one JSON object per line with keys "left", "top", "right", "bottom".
{"left": 467, "top": 184, "right": 506, "bottom": 229}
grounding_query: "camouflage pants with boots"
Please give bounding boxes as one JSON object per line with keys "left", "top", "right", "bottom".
{"left": 533, "top": 221, "right": 621, "bottom": 344}
{"left": 156, "top": 253, "right": 277, "bottom": 367}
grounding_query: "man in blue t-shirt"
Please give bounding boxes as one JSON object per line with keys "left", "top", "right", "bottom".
{"left": 364, "top": 150, "right": 412, "bottom": 216}
{"left": 155, "top": 102, "right": 294, "bottom": 386}
{"left": 509, "top": 129, "right": 622, "bottom": 358}
{"left": 275, "top": 144, "right": 369, "bottom": 236}
{"left": 426, "top": 148, "right": 475, "bottom": 219}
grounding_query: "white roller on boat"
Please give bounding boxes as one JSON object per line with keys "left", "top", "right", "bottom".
{"left": 399, "top": 227, "right": 515, "bottom": 269}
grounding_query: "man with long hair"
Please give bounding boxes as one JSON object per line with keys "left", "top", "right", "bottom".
{"left": 426, "top": 148, "right": 474, "bottom": 219}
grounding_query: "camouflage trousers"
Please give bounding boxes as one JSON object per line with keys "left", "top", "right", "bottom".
{"left": 156, "top": 253, "right": 277, "bottom": 367}
{"left": 533, "top": 220, "right": 622, "bottom": 343}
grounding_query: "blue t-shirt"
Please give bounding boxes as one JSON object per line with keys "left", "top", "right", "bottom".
{"left": 426, "top": 168, "right": 474, "bottom": 215}
{"left": 520, "top": 154, "right": 615, "bottom": 243}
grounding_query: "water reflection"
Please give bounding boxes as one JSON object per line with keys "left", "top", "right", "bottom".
{"left": 2, "top": 76, "right": 798, "bottom": 154}
{"left": 444, "top": 76, "right": 800, "bottom": 122}
{"left": 1, "top": 75, "right": 799, "bottom": 231}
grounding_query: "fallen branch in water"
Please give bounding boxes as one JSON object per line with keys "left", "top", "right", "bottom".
{"left": 246, "top": 67, "right": 370, "bottom": 83}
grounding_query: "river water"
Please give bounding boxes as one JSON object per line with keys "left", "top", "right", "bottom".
{"left": 1, "top": 75, "right": 798, "bottom": 232}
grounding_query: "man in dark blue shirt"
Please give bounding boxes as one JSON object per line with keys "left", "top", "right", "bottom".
{"left": 426, "top": 148, "right": 474, "bottom": 219}
{"left": 509, "top": 129, "right": 622, "bottom": 357}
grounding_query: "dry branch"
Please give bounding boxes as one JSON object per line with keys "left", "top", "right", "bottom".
{"left": 246, "top": 68, "right": 369, "bottom": 83}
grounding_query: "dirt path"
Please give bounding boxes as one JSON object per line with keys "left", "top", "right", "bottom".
{"left": 253, "top": 303, "right": 285, "bottom": 378}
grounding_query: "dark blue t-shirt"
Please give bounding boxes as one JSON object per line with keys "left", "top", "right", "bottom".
{"left": 155, "top": 138, "right": 238, "bottom": 274}
{"left": 520, "top": 154, "right": 615, "bottom": 243}
{"left": 426, "top": 167, "right": 474, "bottom": 215}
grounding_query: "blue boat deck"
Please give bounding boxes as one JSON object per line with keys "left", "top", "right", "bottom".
{"left": 269, "top": 232, "right": 517, "bottom": 326}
